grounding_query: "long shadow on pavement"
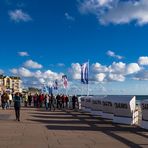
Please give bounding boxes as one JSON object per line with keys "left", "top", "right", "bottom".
{"left": 28, "top": 109, "right": 148, "bottom": 148}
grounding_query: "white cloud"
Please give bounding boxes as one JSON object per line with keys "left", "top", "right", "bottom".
{"left": 18, "top": 67, "right": 33, "bottom": 77}
{"left": 10, "top": 67, "right": 64, "bottom": 87}
{"left": 79, "top": 0, "right": 148, "bottom": 25}
{"left": 43, "top": 70, "right": 63, "bottom": 80}
{"left": 9, "top": 59, "right": 143, "bottom": 89}
{"left": 24, "top": 60, "right": 43, "bottom": 69}
{"left": 70, "top": 63, "right": 81, "bottom": 79}
{"left": 18, "top": 51, "right": 29, "bottom": 57}
{"left": 106, "top": 50, "right": 123, "bottom": 59}
{"left": 92, "top": 63, "right": 108, "bottom": 73}
{"left": 38, "top": 71, "right": 64, "bottom": 86}
{"left": 34, "top": 70, "right": 42, "bottom": 78}
{"left": 108, "top": 73, "right": 125, "bottom": 82}
{"left": 95, "top": 73, "right": 106, "bottom": 82}
{"left": 126, "top": 63, "right": 141, "bottom": 74}
{"left": 108, "top": 62, "right": 126, "bottom": 74}
{"left": 134, "top": 70, "right": 148, "bottom": 80}
{"left": 8, "top": 9, "right": 32, "bottom": 22}
{"left": 10, "top": 68, "right": 18, "bottom": 74}
{"left": 10, "top": 67, "right": 33, "bottom": 77}
{"left": 38, "top": 78, "right": 45, "bottom": 84}
{"left": 100, "top": 0, "right": 148, "bottom": 25}
{"left": 34, "top": 70, "right": 64, "bottom": 85}
{"left": 70, "top": 61, "right": 142, "bottom": 83}
{"left": 138, "top": 56, "right": 148, "bottom": 65}
{"left": 108, "top": 62, "right": 141, "bottom": 75}
{"left": 65, "top": 12, "right": 75, "bottom": 21}
{"left": 57, "top": 63, "right": 65, "bottom": 67}
{"left": 79, "top": 0, "right": 114, "bottom": 14}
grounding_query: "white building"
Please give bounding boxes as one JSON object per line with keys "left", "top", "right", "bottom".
{"left": 0, "top": 75, "right": 22, "bottom": 93}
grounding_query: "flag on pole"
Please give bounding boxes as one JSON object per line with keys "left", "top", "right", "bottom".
{"left": 81, "top": 62, "right": 89, "bottom": 84}
{"left": 62, "top": 75, "right": 68, "bottom": 88}
{"left": 48, "top": 86, "right": 53, "bottom": 94}
{"left": 42, "top": 85, "right": 48, "bottom": 93}
{"left": 53, "top": 79, "right": 58, "bottom": 90}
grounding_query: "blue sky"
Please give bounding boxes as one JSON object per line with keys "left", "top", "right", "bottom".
{"left": 1, "top": 0, "right": 148, "bottom": 95}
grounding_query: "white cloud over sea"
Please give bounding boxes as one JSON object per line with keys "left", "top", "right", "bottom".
{"left": 8, "top": 54, "right": 148, "bottom": 94}
{"left": 70, "top": 61, "right": 141, "bottom": 82}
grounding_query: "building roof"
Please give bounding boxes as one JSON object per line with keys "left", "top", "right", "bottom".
{"left": 0, "top": 75, "right": 4, "bottom": 79}
{"left": 10, "top": 76, "right": 21, "bottom": 80}
{"left": 0, "top": 75, "right": 20, "bottom": 80}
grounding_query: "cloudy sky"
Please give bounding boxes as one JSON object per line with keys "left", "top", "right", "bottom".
{"left": 1, "top": 0, "right": 148, "bottom": 95}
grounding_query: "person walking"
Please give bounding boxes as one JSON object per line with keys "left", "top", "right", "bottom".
{"left": 72, "top": 95, "right": 77, "bottom": 109}
{"left": 51, "top": 94, "right": 55, "bottom": 111}
{"left": 1, "top": 92, "right": 9, "bottom": 109}
{"left": 65, "top": 95, "right": 69, "bottom": 109}
{"left": 1, "top": 92, "right": 6, "bottom": 109}
{"left": 23, "top": 93, "right": 28, "bottom": 107}
{"left": 28, "top": 93, "right": 32, "bottom": 107}
{"left": 14, "top": 92, "right": 21, "bottom": 121}
{"left": 33, "top": 93, "right": 38, "bottom": 107}
{"left": 56, "top": 94, "right": 61, "bottom": 109}
{"left": 8, "top": 92, "right": 12, "bottom": 108}
{"left": 45, "top": 94, "right": 49, "bottom": 110}
{"left": 61, "top": 94, "right": 65, "bottom": 109}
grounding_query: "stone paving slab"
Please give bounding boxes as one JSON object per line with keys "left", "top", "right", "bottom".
{"left": 0, "top": 107, "right": 147, "bottom": 148}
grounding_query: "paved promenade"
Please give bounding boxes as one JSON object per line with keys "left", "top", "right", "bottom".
{"left": 0, "top": 107, "right": 148, "bottom": 148}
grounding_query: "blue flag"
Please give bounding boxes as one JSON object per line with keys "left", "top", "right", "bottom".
{"left": 53, "top": 79, "right": 58, "bottom": 90}
{"left": 81, "top": 62, "right": 89, "bottom": 84}
{"left": 42, "top": 85, "right": 48, "bottom": 93}
{"left": 48, "top": 87, "right": 53, "bottom": 94}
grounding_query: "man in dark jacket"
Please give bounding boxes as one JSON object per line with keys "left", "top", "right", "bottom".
{"left": 14, "top": 92, "right": 21, "bottom": 121}
{"left": 72, "top": 95, "right": 77, "bottom": 109}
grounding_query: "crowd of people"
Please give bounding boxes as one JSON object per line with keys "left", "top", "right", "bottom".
{"left": 0, "top": 91, "right": 79, "bottom": 122}
{"left": 22, "top": 93, "right": 79, "bottom": 111}
{"left": 0, "top": 91, "right": 21, "bottom": 121}
{"left": 0, "top": 91, "right": 79, "bottom": 111}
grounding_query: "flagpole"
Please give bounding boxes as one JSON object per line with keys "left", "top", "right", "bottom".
{"left": 81, "top": 65, "right": 82, "bottom": 97}
{"left": 65, "top": 87, "right": 67, "bottom": 95}
{"left": 87, "top": 83, "right": 89, "bottom": 96}
{"left": 81, "top": 83, "right": 83, "bottom": 96}
{"left": 87, "top": 60, "right": 89, "bottom": 96}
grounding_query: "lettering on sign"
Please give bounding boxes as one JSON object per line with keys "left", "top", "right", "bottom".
{"left": 103, "top": 101, "right": 112, "bottom": 107}
{"left": 92, "top": 100, "right": 97, "bottom": 104}
{"left": 142, "top": 103, "right": 148, "bottom": 110}
{"left": 86, "top": 99, "right": 91, "bottom": 102}
{"left": 81, "top": 98, "right": 85, "bottom": 101}
{"left": 114, "top": 103, "right": 128, "bottom": 109}
{"left": 97, "top": 100, "right": 102, "bottom": 105}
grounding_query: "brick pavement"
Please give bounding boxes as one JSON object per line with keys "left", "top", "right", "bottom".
{"left": 0, "top": 107, "right": 148, "bottom": 148}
